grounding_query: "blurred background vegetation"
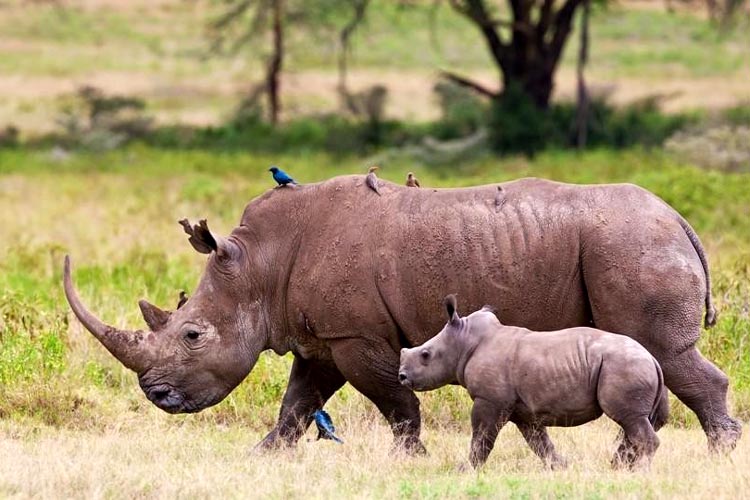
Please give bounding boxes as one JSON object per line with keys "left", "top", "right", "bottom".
{"left": 0, "top": 0, "right": 749, "bottom": 435}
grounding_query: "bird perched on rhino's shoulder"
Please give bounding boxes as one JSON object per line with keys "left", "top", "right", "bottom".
{"left": 365, "top": 165, "right": 381, "bottom": 196}
{"left": 406, "top": 172, "right": 420, "bottom": 188}
{"left": 313, "top": 409, "right": 343, "bottom": 444}
{"left": 269, "top": 166, "right": 297, "bottom": 187}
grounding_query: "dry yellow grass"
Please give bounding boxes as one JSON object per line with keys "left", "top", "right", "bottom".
{"left": 2, "top": 152, "right": 748, "bottom": 498}
{"left": 0, "top": 401, "right": 748, "bottom": 498}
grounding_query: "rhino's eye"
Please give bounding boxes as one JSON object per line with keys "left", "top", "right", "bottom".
{"left": 185, "top": 330, "right": 202, "bottom": 341}
{"left": 420, "top": 350, "right": 430, "bottom": 361}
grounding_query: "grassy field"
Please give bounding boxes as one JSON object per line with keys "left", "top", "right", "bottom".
{"left": 0, "top": 0, "right": 748, "bottom": 132}
{"left": 0, "top": 146, "right": 749, "bottom": 497}
{"left": 1, "top": 0, "right": 750, "bottom": 497}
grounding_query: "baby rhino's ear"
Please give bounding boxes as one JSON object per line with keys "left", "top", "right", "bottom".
{"left": 480, "top": 304, "right": 495, "bottom": 313}
{"left": 444, "top": 294, "right": 460, "bottom": 324}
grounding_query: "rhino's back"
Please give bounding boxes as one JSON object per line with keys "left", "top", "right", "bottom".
{"left": 254, "top": 176, "right": 683, "bottom": 347}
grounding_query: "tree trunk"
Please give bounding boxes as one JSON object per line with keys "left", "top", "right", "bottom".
{"left": 501, "top": 65, "right": 555, "bottom": 109}
{"left": 267, "top": 0, "right": 283, "bottom": 125}
{"left": 448, "top": 0, "right": 583, "bottom": 110}
{"left": 575, "top": 0, "right": 591, "bottom": 148}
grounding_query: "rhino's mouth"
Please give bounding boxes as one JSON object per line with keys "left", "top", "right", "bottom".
{"left": 140, "top": 383, "right": 186, "bottom": 413}
{"left": 398, "top": 371, "right": 414, "bottom": 390}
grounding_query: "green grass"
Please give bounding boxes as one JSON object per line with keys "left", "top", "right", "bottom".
{"left": 1, "top": 145, "right": 749, "bottom": 424}
{"left": 1, "top": 145, "right": 749, "bottom": 495}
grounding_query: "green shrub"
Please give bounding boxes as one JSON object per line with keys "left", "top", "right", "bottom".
{"left": 431, "top": 81, "right": 488, "bottom": 140}
{"left": 486, "top": 88, "right": 692, "bottom": 155}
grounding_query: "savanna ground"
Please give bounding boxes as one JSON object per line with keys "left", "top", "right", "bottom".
{"left": 1, "top": 0, "right": 750, "bottom": 498}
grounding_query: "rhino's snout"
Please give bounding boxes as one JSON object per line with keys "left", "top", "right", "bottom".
{"left": 398, "top": 371, "right": 413, "bottom": 389}
{"left": 144, "top": 384, "right": 185, "bottom": 414}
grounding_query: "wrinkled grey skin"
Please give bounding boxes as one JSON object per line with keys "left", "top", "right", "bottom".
{"left": 399, "top": 297, "right": 669, "bottom": 469}
{"left": 63, "top": 176, "right": 741, "bottom": 453}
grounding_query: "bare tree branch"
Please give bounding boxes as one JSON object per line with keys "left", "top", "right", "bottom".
{"left": 448, "top": 0, "right": 509, "bottom": 72}
{"left": 575, "top": 0, "right": 591, "bottom": 148}
{"left": 338, "top": 0, "right": 370, "bottom": 111}
{"left": 547, "top": 0, "right": 583, "bottom": 63}
{"left": 439, "top": 70, "right": 499, "bottom": 98}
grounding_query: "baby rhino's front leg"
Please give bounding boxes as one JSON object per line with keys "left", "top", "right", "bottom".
{"left": 469, "top": 398, "right": 510, "bottom": 468}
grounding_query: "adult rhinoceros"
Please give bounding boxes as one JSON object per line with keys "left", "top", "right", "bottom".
{"left": 63, "top": 176, "right": 741, "bottom": 452}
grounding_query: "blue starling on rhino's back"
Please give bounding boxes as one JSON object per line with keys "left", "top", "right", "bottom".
{"left": 313, "top": 409, "right": 343, "bottom": 444}
{"left": 269, "top": 166, "right": 297, "bottom": 187}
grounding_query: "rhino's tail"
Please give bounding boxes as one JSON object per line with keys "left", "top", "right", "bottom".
{"left": 676, "top": 215, "right": 717, "bottom": 328}
{"left": 648, "top": 358, "right": 669, "bottom": 432}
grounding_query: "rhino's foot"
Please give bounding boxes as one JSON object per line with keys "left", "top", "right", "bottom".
{"left": 391, "top": 435, "right": 427, "bottom": 456}
{"left": 610, "top": 441, "right": 636, "bottom": 470}
{"left": 707, "top": 418, "right": 742, "bottom": 454}
{"left": 545, "top": 454, "right": 568, "bottom": 471}
{"left": 455, "top": 461, "right": 473, "bottom": 473}
{"left": 253, "top": 429, "right": 297, "bottom": 453}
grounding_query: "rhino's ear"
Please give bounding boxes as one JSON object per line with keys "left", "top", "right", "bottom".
{"left": 179, "top": 218, "right": 217, "bottom": 254}
{"left": 179, "top": 218, "right": 239, "bottom": 260}
{"left": 138, "top": 300, "right": 170, "bottom": 331}
{"left": 444, "top": 294, "right": 459, "bottom": 324}
{"left": 481, "top": 304, "right": 495, "bottom": 313}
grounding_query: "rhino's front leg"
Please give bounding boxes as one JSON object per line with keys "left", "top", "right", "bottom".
{"left": 257, "top": 356, "right": 346, "bottom": 450}
{"left": 330, "top": 336, "right": 426, "bottom": 454}
{"left": 469, "top": 398, "right": 509, "bottom": 468}
{"left": 517, "top": 422, "right": 567, "bottom": 470}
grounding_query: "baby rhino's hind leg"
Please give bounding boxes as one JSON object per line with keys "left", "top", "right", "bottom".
{"left": 597, "top": 362, "right": 661, "bottom": 470}
{"left": 611, "top": 418, "right": 659, "bottom": 470}
{"left": 517, "top": 423, "right": 568, "bottom": 470}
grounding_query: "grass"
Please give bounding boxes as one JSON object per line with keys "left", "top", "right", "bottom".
{"left": 1, "top": 415, "right": 749, "bottom": 498}
{"left": 0, "top": 146, "right": 749, "bottom": 497}
{"left": 1, "top": 1, "right": 749, "bottom": 493}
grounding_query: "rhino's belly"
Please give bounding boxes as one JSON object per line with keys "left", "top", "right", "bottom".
{"left": 511, "top": 391, "right": 604, "bottom": 428}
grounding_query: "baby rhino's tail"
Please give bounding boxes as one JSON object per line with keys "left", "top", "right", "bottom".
{"left": 649, "top": 358, "right": 669, "bottom": 431}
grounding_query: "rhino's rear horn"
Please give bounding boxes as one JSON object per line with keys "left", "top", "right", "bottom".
{"left": 139, "top": 300, "right": 170, "bottom": 331}
{"left": 444, "top": 294, "right": 459, "bottom": 323}
{"left": 63, "top": 255, "right": 153, "bottom": 373}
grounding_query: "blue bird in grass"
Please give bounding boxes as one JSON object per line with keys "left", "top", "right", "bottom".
{"left": 269, "top": 166, "right": 297, "bottom": 187}
{"left": 313, "top": 409, "right": 343, "bottom": 444}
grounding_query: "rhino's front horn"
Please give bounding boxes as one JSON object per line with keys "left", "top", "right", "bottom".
{"left": 63, "top": 255, "right": 153, "bottom": 373}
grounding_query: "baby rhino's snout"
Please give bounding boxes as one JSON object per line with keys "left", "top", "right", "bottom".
{"left": 398, "top": 348, "right": 412, "bottom": 388}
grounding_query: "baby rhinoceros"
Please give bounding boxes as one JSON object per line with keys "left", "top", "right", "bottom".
{"left": 399, "top": 295, "right": 668, "bottom": 471}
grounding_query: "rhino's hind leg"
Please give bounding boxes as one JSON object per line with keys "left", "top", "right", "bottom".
{"left": 610, "top": 418, "right": 659, "bottom": 471}
{"left": 330, "top": 337, "right": 426, "bottom": 454}
{"left": 517, "top": 423, "right": 567, "bottom": 470}
{"left": 660, "top": 346, "right": 742, "bottom": 453}
{"left": 257, "top": 356, "right": 346, "bottom": 451}
{"left": 585, "top": 253, "right": 741, "bottom": 452}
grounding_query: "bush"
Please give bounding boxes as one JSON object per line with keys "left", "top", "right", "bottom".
{"left": 486, "top": 87, "right": 692, "bottom": 155}
{"left": 55, "top": 86, "right": 153, "bottom": 151}
{"left": 431, "top": 81, "right": 488, "bottom": 140}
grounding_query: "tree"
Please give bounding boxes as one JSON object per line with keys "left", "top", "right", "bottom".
{"left": 208, "top": 0, "right": 285, "bottom": 125}
{"left": 443, "top": 0, "right": 585, "bottom": 110}
{"left": 208, "top": 0, "right": 373, "bottom": 126}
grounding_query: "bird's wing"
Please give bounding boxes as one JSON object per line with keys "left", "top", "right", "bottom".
{"left": 415, "top": 179, "right": 421, "bottom": 187}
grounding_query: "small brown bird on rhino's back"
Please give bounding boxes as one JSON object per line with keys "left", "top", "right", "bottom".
{"left": 366, "top": 165, "right": 381, "bottom": 196}
{"left": 406, "top": 172, "right": 420, "bottom": 188}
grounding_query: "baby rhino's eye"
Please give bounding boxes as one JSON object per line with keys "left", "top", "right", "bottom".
{"left": 420, "top": 350, "right": 430, "bottom": 361}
